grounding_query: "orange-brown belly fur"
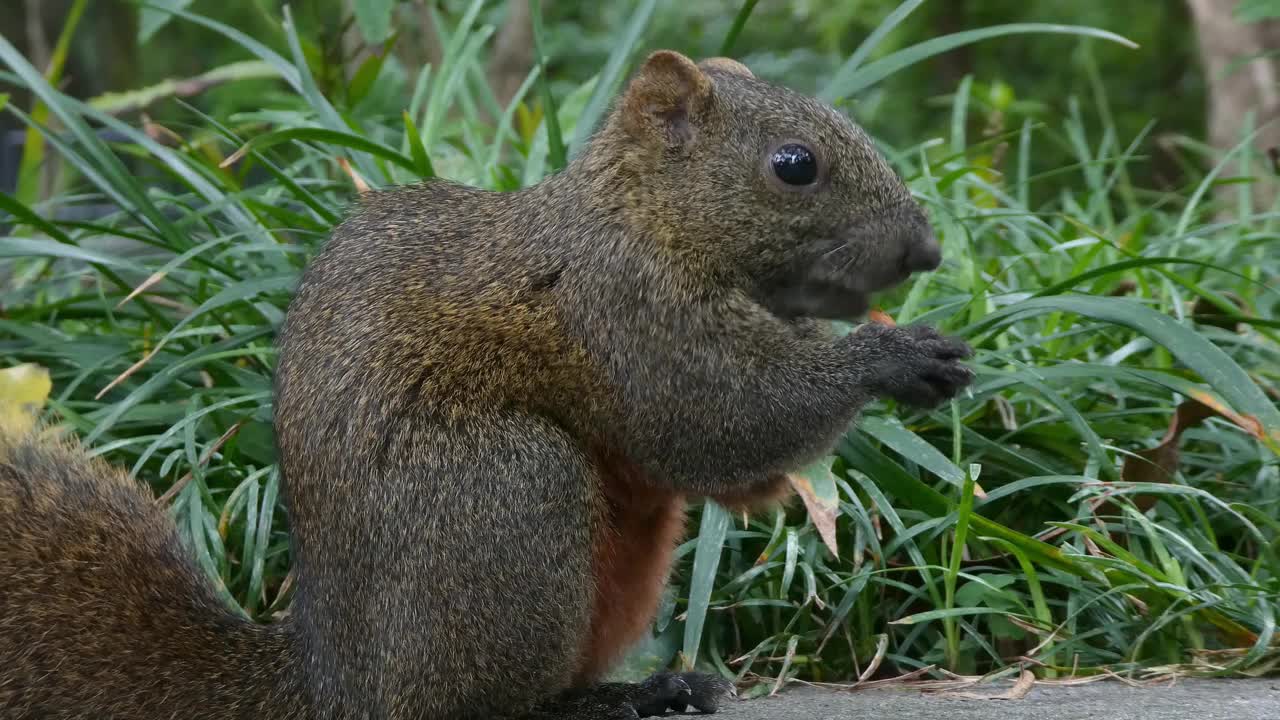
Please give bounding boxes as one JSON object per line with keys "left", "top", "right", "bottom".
{"left": 577, "top": 462, "right": 793, "bottom": 682}
{"left": 578, "top": 456, "right": 686, "bottom": 682}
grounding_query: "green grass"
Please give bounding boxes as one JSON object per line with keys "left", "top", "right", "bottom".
{"left": 1, "top": 0, "right": 1277, "bottom": 694}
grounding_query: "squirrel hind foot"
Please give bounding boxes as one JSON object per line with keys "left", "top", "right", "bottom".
{"left": 538, "top": 671, "right": 733, "bottom": 719}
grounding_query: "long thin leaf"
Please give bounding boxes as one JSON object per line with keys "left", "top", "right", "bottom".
{"left": 569, "top": 0, "right": 657, "bottom": 156}
{"left": 682, "top": 501, "right": 730, "bottom": 667}
{"left": 822, "top": 24, "right": 1136, "bottom": 102}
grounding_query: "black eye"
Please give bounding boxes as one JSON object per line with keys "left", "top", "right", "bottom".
{"left": 771, "top": 143, "right": 818, "bottom": 186}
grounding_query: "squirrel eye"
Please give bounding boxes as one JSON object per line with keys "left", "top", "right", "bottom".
{"left": 770, "top": 144, "right": 818, "bottom": 186}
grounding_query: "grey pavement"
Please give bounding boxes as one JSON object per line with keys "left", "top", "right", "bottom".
{"left": 710, "top": 679, "right": 1280, "bottom": 720}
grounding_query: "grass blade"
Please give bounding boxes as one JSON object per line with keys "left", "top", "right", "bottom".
{"left": 822, "top": 24, "right": 1137, "bottom": 102}
{"left": 969, "top": 295, "right": 1280, "bottom": 450}
{"left": 682, "top": 501, "right": 730, "bottom": 667}
{"left": 569, "top": 0, "right": 657, "bottom": 156}
{"left": 718, "top": 0, "right": 760, "bottom": 57}
{"left": 529, "top": 0, "right": 566, "bottom": 171}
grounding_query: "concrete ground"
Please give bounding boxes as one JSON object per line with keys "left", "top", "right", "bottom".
{"left": 711, "top": 679, "right": 1280, "bottom": 720}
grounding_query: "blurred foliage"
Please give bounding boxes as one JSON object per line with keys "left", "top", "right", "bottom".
{"left": 3, "top": 0, "right": 1207, "bottom": 202}
{"left": 1236, "top": 0, "right": 1280, "bottom": 23}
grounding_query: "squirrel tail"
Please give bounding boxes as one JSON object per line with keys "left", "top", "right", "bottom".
{"left": 0, "top": 421, "right": 305, "bottom": 719}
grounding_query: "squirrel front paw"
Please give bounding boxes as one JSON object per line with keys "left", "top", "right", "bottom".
{"left": 854, "top": 323, "right": 974, "bottom": 408}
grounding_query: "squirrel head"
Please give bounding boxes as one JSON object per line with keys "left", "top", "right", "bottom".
{"left": 593, "top": 50, "right": 941, "bottom": 321}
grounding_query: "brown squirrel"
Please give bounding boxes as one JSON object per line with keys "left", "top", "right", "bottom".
{"left": 0, "top": 51, "right": 972, "bottom": 719}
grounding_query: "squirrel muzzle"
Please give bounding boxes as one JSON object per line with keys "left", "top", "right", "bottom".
{"left": 760, "top": 200, "right": 942, "bottom": 322}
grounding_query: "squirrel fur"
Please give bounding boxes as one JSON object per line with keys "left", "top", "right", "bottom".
{"left": 0, "top": 51, "right": 972, "bottom": 719}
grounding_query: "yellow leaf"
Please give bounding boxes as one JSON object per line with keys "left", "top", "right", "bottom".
{"left": 0, "top": 363, "right": 52, "bottom": 432}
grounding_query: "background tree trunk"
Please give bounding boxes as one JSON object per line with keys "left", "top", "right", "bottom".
{"left": 487, "top": 0, "right": 536, "bottom": 109}
{"left": 1186, "top": 0, "right": 1280, "bottom": 214}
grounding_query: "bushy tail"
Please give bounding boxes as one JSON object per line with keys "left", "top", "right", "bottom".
{"left": 0, "top": 424, "right": 304, "bottom": 719}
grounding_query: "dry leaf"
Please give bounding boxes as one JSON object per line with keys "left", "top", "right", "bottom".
{"left": 1190, "top": 292, "right": 1247, "bottom": 332}
{"left": 97, "top": 346, "right": 163, "bottom": 399}
{"left": 868, "top": 308, "right": 896, "bottom": 326}
{"left": 1107, "top": 279, "right": 1137, "bottom": 296}
{"left": 1116, "top": 392, "right": 1264, "bottom": 511}
{"left": 338, "top": 157, "right": 371, "bottom": 193}
{"left": 157, "top": 421, "right": 243, "bottom": 505}
{"left": 788, "top": 461, "right": 840, "bottom": 558}
{"left": 117, "top": 271, "right": 168, "bottom": 309}
{"left": 141, "top": 113, "right": 183, "bottom": 146}
{"left": 940, "top": 669, "right": 1035, "bottom": 700}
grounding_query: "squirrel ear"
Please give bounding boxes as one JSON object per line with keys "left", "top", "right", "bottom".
{"left": 698, "top": 57, "right": 754, "bottom": 78}
{"left": 620, "top": 50, "right": 712, "bottom": 148}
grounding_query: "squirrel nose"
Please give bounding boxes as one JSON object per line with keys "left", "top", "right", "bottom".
{"left": 902, "top": 228, "right": 942, "bottom": 273}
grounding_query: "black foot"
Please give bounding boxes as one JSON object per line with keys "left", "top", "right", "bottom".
{"left": 538, "top": 672, "right": 735, "bottom": 718}
{"left": 630, "top": 672, "right": 693, "bottom": 717}
{"left": 667, "top": 672, "right": 736, "bottom": 714}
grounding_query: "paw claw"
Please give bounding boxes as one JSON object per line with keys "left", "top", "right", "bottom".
{"left": 675, "top": 672, "right": 736, "bottom": 714}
